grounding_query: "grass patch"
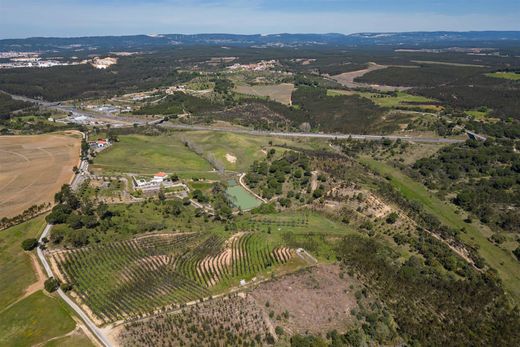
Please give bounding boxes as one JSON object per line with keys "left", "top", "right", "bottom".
{"left": 0, "top": 215, "right": 46, "bottom": 308}
{"left": 358, "top": 91, "right": 441, "bottom": 111}
{"left": 92, "top": 134, "right": 212, "bottom": 174}
{"left": 43, "top": 332, "right": 95, "bottom": 347}
{"left": 485, "top": 72, "right": 520, "bottom": 81}
{"left": 180, "top": 131, "right": 316, "bottom": 172}
{"left": 361, "top": 156, "right": 520, "bottom": 302}
{"left": 0, "top": 291, "right": 76, "bottom": 347}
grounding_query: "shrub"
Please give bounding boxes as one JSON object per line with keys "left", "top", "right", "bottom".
{"left": 513, "top": 247, "right": 520, "bottom": 261}
{"left": 386, "top": 212, "right": 398, "bottom": 224}
{"left": 21, "top": 238, "right": 39, "bottom": 251}
{"left": 275, "top": 326, "right": 284, "bottom": 336}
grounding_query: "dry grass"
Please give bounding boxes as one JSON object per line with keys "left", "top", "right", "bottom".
{"left": 250, "top": 264, "right": 358, "bottom": 335}
{"left": 0, "top": 132, "right": 80, "bottom": 218}
{"left": 235, "top": 83, "right": 295, "bottom": 105}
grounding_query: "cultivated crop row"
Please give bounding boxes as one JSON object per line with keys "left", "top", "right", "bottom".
{"left": 53, "top": 232, "right": 294, "bottom": 323}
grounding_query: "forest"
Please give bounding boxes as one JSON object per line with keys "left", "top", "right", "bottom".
{"left": 412, "top": 139, "right": 520, "bottom": 233}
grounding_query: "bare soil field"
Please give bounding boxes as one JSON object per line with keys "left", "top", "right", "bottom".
{"left": 250, "top": 264, "right": 358, "bottom": 335}
{"left": 235, "top": 83, "right": 295, "bottom": 105}
{"left": 0, "top": 132, "right": 80, "bottom": 218}
{"left": 330, "top": 63, "right": 411, "bottom": 91}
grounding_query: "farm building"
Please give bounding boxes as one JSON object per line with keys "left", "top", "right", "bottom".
{"left": 152, "top": 172, "right": 168, "bottom": 183}
{"left": 90, "top": 138, "right": 110, "bottom": 148}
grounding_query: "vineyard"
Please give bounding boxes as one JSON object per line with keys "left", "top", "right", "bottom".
{"left": 51, "top": 232, "right": 297, "bottom": 324}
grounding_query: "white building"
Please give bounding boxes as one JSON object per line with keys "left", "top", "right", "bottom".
{"left": 152, "top": 172, "right": 168, "bottom": 183}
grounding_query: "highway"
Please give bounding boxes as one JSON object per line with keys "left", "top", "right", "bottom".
{"left": 6, "top": 91, "right": 465, "bottom": 144}
{"left": 161, "top": 123, "right": 466, "bottom": 144}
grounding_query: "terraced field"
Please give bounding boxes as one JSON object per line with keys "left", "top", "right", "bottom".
{"left": 51, "top": 232, "right": 295, "bottom": 323}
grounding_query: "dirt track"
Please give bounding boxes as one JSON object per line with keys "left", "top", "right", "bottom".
{"left": 0, "top": 132, "right": 81, "bottom": 218}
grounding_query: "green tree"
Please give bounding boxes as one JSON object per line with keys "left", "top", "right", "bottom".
{"left": 21, "top": 238, "right": 38, "bottom": 251}
{"left": 44, "top": 277, "right": 60, "bottom": 293}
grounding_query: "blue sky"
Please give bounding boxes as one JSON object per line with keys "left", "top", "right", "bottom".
{"left": 1, "top": 0, "right": 519, "bottom": 39}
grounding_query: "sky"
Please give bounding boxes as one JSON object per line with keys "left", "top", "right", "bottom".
{"left": 1, "top": 0, "right": 520, "bottom": 39}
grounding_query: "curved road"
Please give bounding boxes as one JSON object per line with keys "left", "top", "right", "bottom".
{"left": 37, "top": 225, "right": 112, "bottom": 347}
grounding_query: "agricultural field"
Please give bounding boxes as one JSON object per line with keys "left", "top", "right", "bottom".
{"left": 51, "top": 231, "right": 305, "bottom": 323}
{"left": 234, "top": 83, "right": 295, "bottom": 105}
{"left": 117, "top": 293, "right": 274, "bottom": 347}
{"left": 0, "top": 132, "right": 81, "bottom": 218}
{"left": 360, "top": 92, "right": 441, "bottom": 111}
{"left": 0, "top": 216, "right": 95, "bottom": 347}
{"left": 0, "top": 291, "right": 78, "bottom": 347}
{"left": 91, "top": 134, "right": 212, "bottom": 176}
{"left": 0, "top": 215, "right": 46, "bottom": 308}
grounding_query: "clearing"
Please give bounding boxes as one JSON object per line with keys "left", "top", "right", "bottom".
{"left": 251, "top": 264, "right": 358, "bottom": 335}
{"left": 234, "top": 83, "right": 295, "bottom": 105}
{"left": 0, "top": 132, "right": 81, "bottom": 218}
{"left": 330, "top": 63, "right": 411, "bottom": 91}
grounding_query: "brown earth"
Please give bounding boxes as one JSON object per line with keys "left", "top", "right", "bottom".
{"left": 234, "top": 83, "right": 295, "bottom": 105}
{"left": 0, "top": 132, "right": 81, "bottom": 218}
{"left": 330, "top": 63, "right": 411, "bottom": 91}
{"left": 250, "top": 264, "right": 358, "bottom": 336}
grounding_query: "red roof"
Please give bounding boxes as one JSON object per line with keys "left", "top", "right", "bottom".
{"left": 154, "top": 172, "right": 167, "bottom": 177}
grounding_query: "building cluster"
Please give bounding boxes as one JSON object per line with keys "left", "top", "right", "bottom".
{"left": 227, "top": 60, "right": 277, "bottom": 72}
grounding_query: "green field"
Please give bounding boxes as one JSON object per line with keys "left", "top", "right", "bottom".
{"left": 93, "top": 134, "right": 212, "bottom": 175}
{"left": 485, "top": 72, "right": 520, "bottom": 81}
{"left": 0, "top": 291, "right": 77, "bottom": 347}
{"left": 364, "top": 92, "right": 440, "bottom": 111}
{"left": 52, "top": 231, "right": 298, "bottom": 323}
{"left": 361, "top": 157, "right": 520, "bottom": 302}
{"left": 0, "top": 216, "right": 46, "bottom": 308}
{"left": 43, "top": 332, "right": 95, "bottom": 347}
{"left": 180, "top": 131, "right": 317, "bottom": 172}
{"left": 226, "top": 183, "right": 263, "bottom": 210}
{"left": 465, "top": 108, "right": 492, "bottom": 119}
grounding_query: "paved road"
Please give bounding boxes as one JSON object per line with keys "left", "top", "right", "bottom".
{"left": 37, "top": 225, "right": 112, "bottom": 347}
{"left": 36, "top": 131, "right": 112, "bottom": 347}
{"left": 161, "top": 123, "right": 465, "bottom": 143}
{"left": 6, "top": 91, "right": 464, "bottom": 144}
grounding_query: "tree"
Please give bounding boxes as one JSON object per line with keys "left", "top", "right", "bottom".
{"left": 386, "top": 212, "right": 398, "bottom": 224}
{"left": 21, "top": 238, "right": 38, "bottom": 251}
{"left": 44, "top": 277, "right": 60, "bottom": 292}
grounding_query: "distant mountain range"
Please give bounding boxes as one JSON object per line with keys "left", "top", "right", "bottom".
{"left": 2, "top": 31, "right": 520, "bottom": 53}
